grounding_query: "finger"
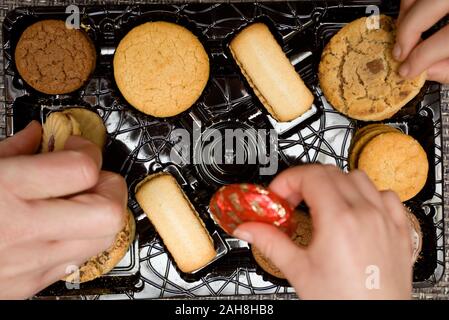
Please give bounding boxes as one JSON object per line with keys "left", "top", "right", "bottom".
{"left": 347, "top": 170, "right": 386, "bottom": 212}
{"left": 427, "top": 58, "right": 449, "bottom": 83}
{"left": 269, "top": 165, "right": 350, "bottom": 224}
{"left": 399, "top": 24, "right": 449, "bottom": 78}
{"left": 397, "top": 0, "right": 418, "bottom": 25}
{"left": 380, "top": 191, "right": 409, "bottom": 232}
{"left": 0, "top": 121, "right": 42, "bottom": 158}
{"left": 234, "top": 222, "right": 309, "bottom": 281}
{"left": 29, "top": 171, "right": 127, "bottom": 240}
{"left": 322, "top": 166, "right": 375, "bottom": 208}
{"left": 0, "top": 236, "right": 115, "bottom": 279}
{"left": 394, "top": 0, "right": 449, "bottom": 62}
{"left": 0, "top": 136, "right": 102, "bottom": 200}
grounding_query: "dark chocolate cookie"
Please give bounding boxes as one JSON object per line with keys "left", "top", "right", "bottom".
{"left": 15, "top": 20, "right": 96, "bottom": 95}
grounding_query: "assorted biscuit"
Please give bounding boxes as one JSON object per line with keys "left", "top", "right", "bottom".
{"left": 230, "top": 23, "right": 314, "bottom": 122}
{"left": 41, "top": 107, "right": 106, "bottom": 152}
{"left": 13, "top": 13, "right": 433, "bottom": 281}
{"left": 319, "top": 15, "right": 426, "bottom": 121}
{"left": 135, "top": 173, "right": 216, "bottom": 273}
{"left": 15, "top": 20, "right": 96, "bottom": 95}
{"left": 350, "top": 124, "right": 429, "bottom": 202}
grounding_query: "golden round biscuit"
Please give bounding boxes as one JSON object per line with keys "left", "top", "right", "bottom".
{"left": 64, "top": 209, "right": 136, "bottom": 283}
{"left": 349, "top": 124, "right": 399, "bottom": 169}
{"left": 319, "top": 15, "right": 426, "bottom": 121}
{"left": 251, "top": 211, "right": 312, "bottom": 279}
{"left": 63, "top": 108, "right": 107, "bottom": 149}
{"left": 113, "top": 21, "right": 210, "bottom": 117}
{"left": 41, "top": 112, "right": 81, "bottom": 152}
{"left": 357, "top": 132, "right": 428, "bottom": 201}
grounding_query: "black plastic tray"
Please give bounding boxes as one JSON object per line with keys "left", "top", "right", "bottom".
{"left": 2, "top": 1, "right": 444, "bottom": 298}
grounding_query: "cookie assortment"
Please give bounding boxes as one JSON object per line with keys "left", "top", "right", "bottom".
{"left": 3, "top": 4, "right": 443, "bottom": 295}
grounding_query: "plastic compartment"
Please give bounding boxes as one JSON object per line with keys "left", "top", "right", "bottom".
{"left": 2, "top": 1, "right": 444, "bottom": 297}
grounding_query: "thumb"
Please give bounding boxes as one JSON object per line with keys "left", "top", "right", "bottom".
{"left": 0, "top": 121, "right": 42, "bottom": 158}
{"left": 234, "top": 222, "right": 309, "bottom": 281}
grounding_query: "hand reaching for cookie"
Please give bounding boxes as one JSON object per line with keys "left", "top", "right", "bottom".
{"left": 233, "top": 165, "right": 413, "bottom": 300}
{"left": 0, "top": 121, "right": 127, "bottom": 299}
{"left": 394, "top": 0, "right": 449, "bottom": 83}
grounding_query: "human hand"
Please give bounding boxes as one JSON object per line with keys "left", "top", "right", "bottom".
{"left": 394, "top": 0, "right": 449, "bottom": 83}
{"left": 0, "top": 121, "right": 127, "bottom": 299}
{"left": 233, "top": 165, "right": 413, "bottom": 300}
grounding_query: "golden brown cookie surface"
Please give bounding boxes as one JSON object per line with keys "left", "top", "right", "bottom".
{"left": 319, "top": 15, "right": 426, "bottom": 121}
{"left": 357, "top": 132, "right": 428, "bottom": 201}
{"left": 15, "top": 20, "right": 96, "bottom": 95}
{"left": 349, "top": 124, "right": 399, "bottom": 169}
{"left": 114, "top": 21, "right": 209, "bottom": 117}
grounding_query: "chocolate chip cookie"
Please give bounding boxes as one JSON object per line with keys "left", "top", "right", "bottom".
{"left": 319, "top": 15, "right": 426, "bottom": 121}
{"left": 15, "top": 20, "right": 96, "bottom": 95}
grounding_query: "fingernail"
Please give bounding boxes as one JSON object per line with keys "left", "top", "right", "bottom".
{"left": 393, "top": 44, "right": 402, "bottom": 60}
{"left": 233, "top": 228, "right": 253, "bottom": 243}
{"left": 399, "top": 62, "right": 410, "bottom": 78}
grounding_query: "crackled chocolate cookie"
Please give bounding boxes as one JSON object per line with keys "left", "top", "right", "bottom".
{"left": 15, "top": 20, "right": 96, "bottom": 95}
{"left": 251, "top": 210, "right": 312, "bottom": 279}
{"left": 41, "top": 108, "right": 106, "bottom": 152}
{"left": 114, "top": 21, "right": 210, "bottom": 117}
{"left": 64, "top": 209, "right": 136, "bottom": 283}
{"left": 319, "top": 15, "right": 426, "bottom": 121}
{"left": 357, "top": 131, "right": 428, "bottom": 202}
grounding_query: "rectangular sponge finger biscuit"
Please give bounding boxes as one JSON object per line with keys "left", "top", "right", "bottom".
{"left": 135, "top": 173, "right": 216, "bottom": 273}
{"left": 230, "top": 23, "right": 314, "bottom": 122}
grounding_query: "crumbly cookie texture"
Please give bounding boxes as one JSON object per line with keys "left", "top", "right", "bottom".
{"left": 41, "top": 108, "right": 106, "bottom": 152}
{"left": 348, "top": 124, "right": 399, "bottom": 169}
{"left": 15, "top": 20, "right": 96, "bottom": 95}
{"left": 357, "top": 132, "right": 428, "bottom": 202}
{"left": 64, "top": 209, "right": 135, "bottom": 284}
{"left": 113, "top": 21, "right": 210, "bottom": 118}
{"left": 252, "top": 210, "right": 312, "bottom": 279}
{"left": 319, "top": 15, "right": 426, "bottom": 121}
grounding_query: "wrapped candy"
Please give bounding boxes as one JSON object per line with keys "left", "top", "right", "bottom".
{"left": 209, "top": 183, "right": 296, "bottom": 236}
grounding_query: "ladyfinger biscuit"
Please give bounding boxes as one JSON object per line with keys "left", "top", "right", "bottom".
{"left": 230, "top": 23, "right": 314, "bottom": 122}
{"left": 135, "top": 173, "right": 216, "bottom": 273}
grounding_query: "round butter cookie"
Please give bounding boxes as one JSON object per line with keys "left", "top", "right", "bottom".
{"left": 349, "top": 124, "right": 399, "bottom": 169}
{"left": 251, "top": 211, "right": 312, "bottom": 279}
{"left": 15, "top": 20, "right": 96, "bottom": 95}
{"left": 319, "top": 15, "right": 426, "bottom": 121}
{"left": 357, "top": 132, "right": 428, "bottom": 202}
{"left": 114, "top": 21, "right": 209, "bottom": 117}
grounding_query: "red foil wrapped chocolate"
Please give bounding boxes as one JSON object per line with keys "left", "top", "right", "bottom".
{"left": 209, "top": 183, "right": 296, "bottom": 236}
